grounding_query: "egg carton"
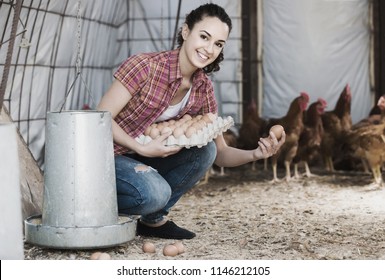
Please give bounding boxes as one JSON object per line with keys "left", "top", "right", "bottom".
{"left": 135, "top": 116, "right": 234, "bottom": 148}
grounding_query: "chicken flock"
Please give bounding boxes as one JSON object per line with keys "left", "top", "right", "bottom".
{"left": 220, "top": 84, "right": 385, "bottom": 188}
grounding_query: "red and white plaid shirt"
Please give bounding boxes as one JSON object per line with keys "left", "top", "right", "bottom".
{"left": 113, "top": 48, "right": 218, "bottom": 155}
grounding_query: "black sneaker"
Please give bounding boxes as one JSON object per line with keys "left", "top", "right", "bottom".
{"left": 136, "top": 220, "right": 196, "bottom": 239}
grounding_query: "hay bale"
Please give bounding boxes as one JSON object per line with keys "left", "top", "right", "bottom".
{"left": 0, "top": 108, "right": 43, "bottom": 224}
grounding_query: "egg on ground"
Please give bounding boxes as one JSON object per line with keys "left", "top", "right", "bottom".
{"left": 142, "top": 242, "right": 156, "bottom": 253}
{"left": 163, "top": 244, "right": 179, "bottom": 257}
{"left": 173, "top": 241, "right": 185, "bottom": 254}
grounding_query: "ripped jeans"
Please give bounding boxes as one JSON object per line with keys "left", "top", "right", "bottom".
{"left": 114, "top": 141, "right": 217, "bottom": 224}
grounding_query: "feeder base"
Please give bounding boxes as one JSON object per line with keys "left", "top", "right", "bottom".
{"left": 24, "top": 214, "right": 136, "bottom": 249}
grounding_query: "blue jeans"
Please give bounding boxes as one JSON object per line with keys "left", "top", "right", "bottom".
{"left": 114, "top": 141, "right": 217, "bottom": 224}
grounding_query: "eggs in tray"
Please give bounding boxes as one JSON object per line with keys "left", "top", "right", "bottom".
{"left": 135, "top": 113, "right": 234, "bottom": 148}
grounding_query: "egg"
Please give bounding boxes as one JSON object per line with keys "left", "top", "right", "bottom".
{"left": 90, "top": 252, "right": 102, "bottom": 260}
{"left": 192, "top": 122, "right": 203, "bottom": 131}
{"left": 97, "top": 253, "right": 111, "bottom": 260}
{"left": 184, "top": 120, "right": 194, "bottom": 127}
{"left": 144, "top": 126, "right": 152, "bottom": 136}
{"left": 163, "top": 244, "right": 179, "bottom": 257}
{"left": 142, "top": 242, "right": 156, "bottom": 253}
{"left": 185, "top": 126, "right": 197, "bottom": 138}
{"left": 157, "top": 123, "right": 165, "bottom": 131}
{"left": 168, "top": 124, "right": 176, "bottom": 131}
{"left": 174, "top": 119, "right": 184, "bottom": 127}
{"left": 198, "top": 120, "right": 207, "bottom": 128}
{"left": 202, "top": 113, "right": 216, "bottom": 124}
{"left": 181, "top": 123, "right": 190, "bottom": 132}
{"left": 205, "top": 113, "right": 216, "bottom": 123}
{"left": 173, "top": 126, "right": 184, "bottom": 138}
{"left": 150, "top": 127, "right": 160, "bottom": 139}
{"left": 182, "top": 114, "right": 192, "bottom": 121}
{"left": 173, "top": 241, "right": 185, "bottom": 254}
{"left": 160, "top": 126, "right": 172, "bottom": 135}
{"left": 269, "top": 125, "right": 284, "bottom": 140}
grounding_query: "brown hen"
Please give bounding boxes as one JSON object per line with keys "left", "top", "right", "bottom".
{"left": 293, "top": 98, "right": 327, "bottom": 178}
{"left": 344, "top": 96, "right": 385, "bottom": 187}
{"left": 320, "top": 84, "right": 352, "bottom": 172}
{"left": 265, "top": 92, "right": 310, "bottom": 181}
{"left": 237, "top": 99, "right": 267, "bottom": 171}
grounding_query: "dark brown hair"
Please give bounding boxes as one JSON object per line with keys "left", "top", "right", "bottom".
{"left": 176, "top": 3, "right": 232, "bottom": 75}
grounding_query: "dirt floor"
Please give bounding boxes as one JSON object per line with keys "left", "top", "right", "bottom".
{"left": 23, "top": 163, "right": 385, "bottom": 260}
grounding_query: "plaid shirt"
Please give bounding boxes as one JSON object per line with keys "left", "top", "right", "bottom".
{"left": 113, "top": 48, "right": 218, "bottom": 155}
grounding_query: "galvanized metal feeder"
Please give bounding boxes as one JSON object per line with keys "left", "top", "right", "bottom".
{"left": 25, "top": 111, "right": 136, "bottom": 249}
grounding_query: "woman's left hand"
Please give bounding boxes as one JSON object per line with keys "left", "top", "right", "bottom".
{"left": 254, "top": 130, "right": 286, "bottom": 159}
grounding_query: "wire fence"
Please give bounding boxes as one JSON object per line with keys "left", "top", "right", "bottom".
{"left": 0, "top": 0, "right": 243, "bottom": 169}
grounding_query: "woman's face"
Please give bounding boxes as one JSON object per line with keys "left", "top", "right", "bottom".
{"left": 182, "top": 16, "right": 229, "bottom": 70}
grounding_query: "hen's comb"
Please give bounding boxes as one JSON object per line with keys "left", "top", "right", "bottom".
{"left": 300, "top": 92, "right": 310, "bottom": 102}
{"left": 345, "top": 83, "right": 351, "bottom": 95}
{"left": 317, "top": 98, "right": 327, "bottom": 107}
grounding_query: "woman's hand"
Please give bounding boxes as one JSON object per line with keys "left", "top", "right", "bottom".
{"left": 136, "top": 130, "right": 182, "bottom": 158}
{"left": 253, "top": 129, "right": 286, "bottom": 159}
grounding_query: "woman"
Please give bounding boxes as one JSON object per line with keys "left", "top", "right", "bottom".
{"left": 97, "top": 3, "right": 285, "bottom": 240}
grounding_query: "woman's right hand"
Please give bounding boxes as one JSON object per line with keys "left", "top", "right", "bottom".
{"left": 136, "top": 130, "right": 182, "bottom": 158}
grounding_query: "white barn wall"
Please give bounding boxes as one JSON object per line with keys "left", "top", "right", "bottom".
{"left": 262, "top": 0, "right": 371, "bottom": 124}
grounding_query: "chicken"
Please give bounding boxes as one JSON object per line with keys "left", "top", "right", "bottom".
{"left": 351, "top": 101, "right": 382, "bottom": 130}
{"left": 265, "top": 92, "right": 310, "bottom": 181}
{"left": 337, "top": 99, "right": 383, "bottom": 173}
{"left": 82, "top": 104, "right": 91, "bottom": 110}
{"left": 343, "top": 96, "right": 385, "bottom": 187}
{"left": 237, "top": 99, "right": 267, "bottom": 171}
{"left": 293, "top": 98, "right": 327, "bottom": 178}
{"left": 320, "top": 84, "right": 352, "bottom": 172}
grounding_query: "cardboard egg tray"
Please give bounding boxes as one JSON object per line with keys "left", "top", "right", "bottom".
{"left": 135, "top": 116, "right": 234, "bottom": 148}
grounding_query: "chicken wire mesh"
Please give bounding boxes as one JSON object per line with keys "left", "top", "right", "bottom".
{"left": 0, "top": 0, "right": 243, "bottom": 168}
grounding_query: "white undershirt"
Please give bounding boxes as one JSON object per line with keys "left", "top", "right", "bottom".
{"left": 155, "top": 87, "right": 191, "bottom": 122}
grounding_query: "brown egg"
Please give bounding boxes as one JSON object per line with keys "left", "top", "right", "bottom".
{"left": 185, "top": 126, "right": 197, "bottom": 138}
{"left": 97, "top": 253, "right": 111, "bottom": 260}
{"left": 168, "top": 124, "right": 176, "bottom": 131}
{"left": 142, "top": 242, "right": 156, "bottom": 253}
{"left": 173, "top": 241, "right": 185, "bottom": 254}
{"left": 198, "top": 120, "right": 207, "bottom": 128}
{"left": 150, "top": 127, "right": 160, "bottom": 139}
{"left": 192, "top": 122, "right": 203, "bottom": 131}
{"left": 174, "top": 119, "right": 184, "bottom": 127}
{"left": 184, "top": 120, "right": 194, "bottom": 127}
{"left": 163, "top": 244, "right": 179, "bottom": 257}
{"left": 90, "top": 252, "right": 102, "bottom": 260}
{"left": 160, "top": 126, "right": 172, "bottom": 135}
{"left": 181, "top": 123, "right": 189, "bottom": 132}
{"left": 205, "top": 113, "right": 216, "bottom": 123}
{"left": 157, "top": 123, "right": 165, "bottom": 131}
{"left": 182, "top": 114, "right": 192, "bottom": 121}
{"left": 201, "top": 113, "right": 216, "bottom": 124}
{"left": 144, "top": 126, "right": 152, "bottom": 136}
{"left": 269, "top": 125, "right": 284, "bottom": 140}
{"left": 173, "top": 126, "right": 184, "bottom": 138}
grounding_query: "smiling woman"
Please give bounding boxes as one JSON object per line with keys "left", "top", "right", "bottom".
{"left": 178, "top": 16, "right": 229, "bottom": 72}
{"left": 97, "top": 3, "right": 285, "bottom": 240}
